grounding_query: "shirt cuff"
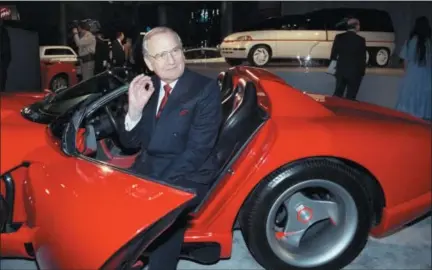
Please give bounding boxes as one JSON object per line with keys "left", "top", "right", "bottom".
{"left": 124, "top": 113, "right": 142, "bottom": 131}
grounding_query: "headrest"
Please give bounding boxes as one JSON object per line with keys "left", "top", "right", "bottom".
{"left": 227, "top": 79, "right": 257, "bottom": 120}
{"left": 221, "top": 71, "right": 234, "bottom": 104}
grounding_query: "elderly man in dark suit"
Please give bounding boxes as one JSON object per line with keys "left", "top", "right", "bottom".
{"left": 111, "top": 32, "right": 126, "bottom": 67}
{"left": 330, "top": 18, "right": 367, "bottom": 100}
{"left": 118, "top": 26, "right": 222, "bottom": 270}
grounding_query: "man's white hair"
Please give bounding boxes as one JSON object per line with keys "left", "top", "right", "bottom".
{"left": 142, "top": 26, "right": 183, "bottom": 56}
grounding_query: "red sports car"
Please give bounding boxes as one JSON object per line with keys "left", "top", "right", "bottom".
{"left": 40, "top": 60, "right": 79, "bottom": 92}
{"left": 0, "top": 67, "right": 430, "bottom": 270}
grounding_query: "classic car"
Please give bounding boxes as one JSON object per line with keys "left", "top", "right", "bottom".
{"left": 0, "top": 66, "right": 430, "bottom": 270}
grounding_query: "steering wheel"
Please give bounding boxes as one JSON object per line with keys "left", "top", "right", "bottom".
{"left": 104, "top": 105, "right": 119, "bottom": 133}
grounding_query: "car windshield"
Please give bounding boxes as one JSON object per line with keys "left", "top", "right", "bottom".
{"left": 21, "top": 71, "right": 126, "bottom": 124}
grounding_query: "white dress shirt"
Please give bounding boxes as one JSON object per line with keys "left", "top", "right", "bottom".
{"left": 124, "top": 80, "right": 178, "bottom": 131}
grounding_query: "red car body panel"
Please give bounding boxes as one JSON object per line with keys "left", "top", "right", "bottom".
{"left": 0, "top": 66, "right": 430, "bottom": 267}
{"left": 40, "top": 61, "right": 78, "bottom": 90}
{"left": 2, "top": 130, "right": 195, "bottom": 268}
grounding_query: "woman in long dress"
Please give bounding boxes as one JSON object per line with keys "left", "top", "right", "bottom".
{"left": 395, "top": 16, "right": 432, "bottom": 121}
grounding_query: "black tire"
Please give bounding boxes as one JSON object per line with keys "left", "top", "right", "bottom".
{"left": 49, "top": 74, "right": 69, "bottom": 92}
{"left": 247, "top": 45, "right": 272, "bottom": 67}
{"left": 225, "top": 58, "right": 243, "bottom": 66}
{"left": 240, "top": 159, "right": 373, "bottom": 270}
{"left": 365, "top": 49, "right": 371, "bottom": 66}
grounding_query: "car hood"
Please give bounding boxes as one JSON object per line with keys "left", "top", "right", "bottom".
{"left": 20, "top": 144, "right": 196, "bottom": 269}
{"left": 0, "top": 92, "right": 45, "bottom": 123}
{"left": 307, "top": 93, "right": 428, "bottom": 124}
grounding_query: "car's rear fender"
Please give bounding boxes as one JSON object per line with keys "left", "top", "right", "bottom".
{"left": 271, "top": 117, "right": 432, "bottom": 208}
{"left": 191, "top": 117, "right": 430, "bottom": 253}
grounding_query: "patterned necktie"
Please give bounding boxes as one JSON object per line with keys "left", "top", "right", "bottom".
{"left": 156, "top": 84, "right": 172, "bottom": 119}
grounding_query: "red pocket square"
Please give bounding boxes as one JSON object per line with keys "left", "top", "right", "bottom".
{"left": 179, "top": 109, "right": 189, "bottom": 116}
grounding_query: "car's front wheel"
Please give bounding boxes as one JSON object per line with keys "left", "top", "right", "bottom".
{"left": 240, "top": 159, "right": 373, "bottom": 270}
{"left": 247, "top": 45, "right": 272, "bottom": 67}
{"left": 50, "top": 74, "right": 69, "bottom": 92}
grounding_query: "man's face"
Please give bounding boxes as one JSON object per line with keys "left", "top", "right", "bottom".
{"left": 144, "top": 32, "right": 185, "bottom": 83}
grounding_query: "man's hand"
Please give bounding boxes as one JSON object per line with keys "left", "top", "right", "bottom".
{"left": 72, "top": 28, "right": 78, "bottom": 35}
{"left": 128, "top": 74, "right": 155, "bottom": 121}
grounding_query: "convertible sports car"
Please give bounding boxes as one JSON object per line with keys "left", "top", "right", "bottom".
{"left": 0, "top": 66, "right": 431, "bottom": 270}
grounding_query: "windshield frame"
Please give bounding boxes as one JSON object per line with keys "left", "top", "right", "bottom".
{"left": 21, "top": 69, "right": 127, "bottom": 124}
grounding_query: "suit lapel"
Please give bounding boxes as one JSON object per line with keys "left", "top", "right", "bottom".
{"left": 146, "top": 76, "right": 160, "bottom": 129}
{"left": 158, "top": 68, "right": 194, "bottom": 120}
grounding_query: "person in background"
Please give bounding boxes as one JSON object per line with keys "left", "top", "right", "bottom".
{"left": 94, "top": 32, "right": 110, "bottom": 74}
{"left": 0, "top": 13, "right": 11, "bottom": 92}
{"left": 395, "top": 16, "right": 432, "bottom": 121}
{"left": 124, "top": 37, "right": 133, "bottom": 66}
{"left": 111, "top": 31, "right": 125, "bottom": 67}
{"left": 73, "top": 21, "right": 96, "bottom": 81}
{"left": 131, "top": 33, "right": 150, "bottom": 75}
{"left": 330, "top": 17, "right": 367, "bottom": 100}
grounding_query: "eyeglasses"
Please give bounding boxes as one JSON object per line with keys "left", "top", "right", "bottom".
{"left": 147, "top": 46, "right": 183, "bottom": 62}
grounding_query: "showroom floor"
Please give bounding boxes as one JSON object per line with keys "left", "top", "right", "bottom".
{"left": 1, "top": 216, "right": 431, "bottom": 269}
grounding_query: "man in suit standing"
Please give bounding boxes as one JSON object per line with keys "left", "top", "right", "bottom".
{"left": 118, "top": 26, "right": 222, "bottom": 270}
{"left": 94, "top": 32, "right": 110, "bottom": 74}
{"left": 330, "top": 18, "right": 367, "bottom": 100}
{"left": 111, "top": 32, "right": 126, "bottom": 67}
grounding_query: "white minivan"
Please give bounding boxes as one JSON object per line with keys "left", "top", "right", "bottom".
{"left": 220, "top": 8, "right": 395, "bottom": 67}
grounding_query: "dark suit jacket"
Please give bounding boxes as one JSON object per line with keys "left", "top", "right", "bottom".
{"left": 118, "top": 68, "right": 222, "bottom": 186}
{"left": 330, "top": 31, "right": 367, "bottom": 78}
{"left": 111, "top": 40, "right": 125, "bottom": 67}
{"left": 94, "top": 38, "right": 109, "bottom": 73}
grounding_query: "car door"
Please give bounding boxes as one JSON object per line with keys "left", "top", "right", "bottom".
{"left": 27, "top": 88, "right": 198, "bottom": 269}
{"left": 28, "top": 156, "right": 197, "bottom": 270}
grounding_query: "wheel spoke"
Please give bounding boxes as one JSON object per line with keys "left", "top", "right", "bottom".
{"left": 277, "top": 192, "right": 339, "bottom": 248}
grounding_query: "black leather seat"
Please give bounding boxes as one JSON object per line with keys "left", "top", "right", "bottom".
{"left": 218, "top": 71, "right": 237, "bottom": 125}
{"left": 214, "top": 79, "right": 267, "bottom": 169}
{"left": 193, "top": 79, "right": 268, "bottom": 214}
{"left": 219, "top": 71, "right": 234, "bottom": 104}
